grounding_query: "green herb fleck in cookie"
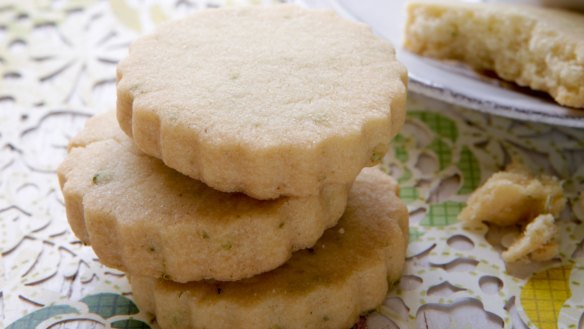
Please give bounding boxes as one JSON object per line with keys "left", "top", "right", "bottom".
{"left": 172, "top": 314, "right": 181, "bottom": 326}
{"left": 147, "top": 243, "right": 158, "bottom": 253}
{"left": 92, "top": 172, "right": 112, "bottom": 185}
{"left": 201, "top": 231, "right": 210, "bottom": 239}
{"left": 370, "top": 150, "right": 384, "bottom": 163}
{"left": 309, "top": 113, "right": 331, "bottom": 127}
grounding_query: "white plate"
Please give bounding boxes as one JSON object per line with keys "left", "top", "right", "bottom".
{"left": 297, "top": 0, "right": 584, "bottom": 128}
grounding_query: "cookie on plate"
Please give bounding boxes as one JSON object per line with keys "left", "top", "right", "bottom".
{"left": 57, "top": 112, "right": 350, "bottom": 283}
{"left": 117, "top": 5, "right": 407, "bottom": 199}
{"left": 404, "top": 0, "right": 584, "bottom": 108}
{"left": 130, "top": 167, "right": 409, "bottom": 329}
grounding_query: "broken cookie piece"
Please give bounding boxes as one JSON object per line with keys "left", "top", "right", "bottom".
{"left": 404, "top": 0, "right": 584, "bottom": 108}
{"left": 459, "top": 162, "right": 565, "bottom": 263}
{"left": 458, "top": 162, "right": 565, "bottom": 226}
{"left": 501, "top": 214, "right": 558, "bottom": 263}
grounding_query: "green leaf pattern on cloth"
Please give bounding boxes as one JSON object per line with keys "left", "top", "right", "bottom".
{"left": 6, "top": 305, "right": 79, "bottom": 329}
{"left": 81, "top": 293, "right": 140, "bottom": 319}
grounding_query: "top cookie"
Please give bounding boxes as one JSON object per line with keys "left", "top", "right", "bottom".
{"left": 117, "top": 5, "right": 407, "bottom": 199}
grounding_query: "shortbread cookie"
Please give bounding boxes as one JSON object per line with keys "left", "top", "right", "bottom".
{"left": 117, "top": 5, "right": 407, "bottom": 199}
{"left": 58, "top": 112, "right": 350, "bottom": 283}
{"left": 404, "top": 0, "right": 584, "bottom": 108}
{"left": 458, "top": 162, "right": 565, "bottom": 226}
{"left": 130, "top": 168, "right": 409, "bottom": 329}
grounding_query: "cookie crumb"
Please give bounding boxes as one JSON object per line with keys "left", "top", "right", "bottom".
{"left": 459, "top": 162, "right": 565, "bottom": 263}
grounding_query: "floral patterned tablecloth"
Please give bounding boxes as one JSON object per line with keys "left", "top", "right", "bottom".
{"left": 1, "top": 1, "right": 583, "bottom": 328}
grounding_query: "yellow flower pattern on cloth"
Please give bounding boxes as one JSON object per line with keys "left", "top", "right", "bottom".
{"left": 520, "top": 265, "right": 572, "bottom": 329}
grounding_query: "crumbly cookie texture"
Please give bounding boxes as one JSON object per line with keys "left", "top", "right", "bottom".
{"left": 130, "top": 168, "right": 409, "bottom": 329}
{"left": 459, "top": 162, "right": 565, "bottom": 263}
{"left": 404, "top": 0, "right": 584, "bottom": 108}
{"left": 117, "top": 5, "right": 407, "bottom": 199}
{"left": 57, "top": 112, "right": 350, "bottom": 283}
{"left": 458, "top": 162, "right": 565, "bottom": 226}
{"left": 502, "top": 214, "right": 558, "bottom": 263}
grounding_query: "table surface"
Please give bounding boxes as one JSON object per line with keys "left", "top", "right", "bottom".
{"left": 1, "top": 1, "right": 583, "bottom": 329}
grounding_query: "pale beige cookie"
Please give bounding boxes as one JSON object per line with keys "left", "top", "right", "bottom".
{"left": 404, "top": 0, "right": 584, "bottom": 108}
{"left": 458, "top": 162, "right": 565, "bottom": 226}
{"left": 130, "top": 168, "right": 409, "bottom": 329}
{"left": 57, "top": 112, "right": 350, "bottom": 283}
{"left": 117, "top": 5, "right": 407, "bottom": 199}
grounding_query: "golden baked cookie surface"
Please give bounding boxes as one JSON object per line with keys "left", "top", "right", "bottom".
{"left": 117, "top": 5, "right": 407, "bottom": 199}
{"left": 130, "top": 167, "right": 409, "bottom": 329}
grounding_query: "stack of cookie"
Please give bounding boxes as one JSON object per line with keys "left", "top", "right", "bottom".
{"left": 58, "top": 5, "right": 409, "bottom": 329}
